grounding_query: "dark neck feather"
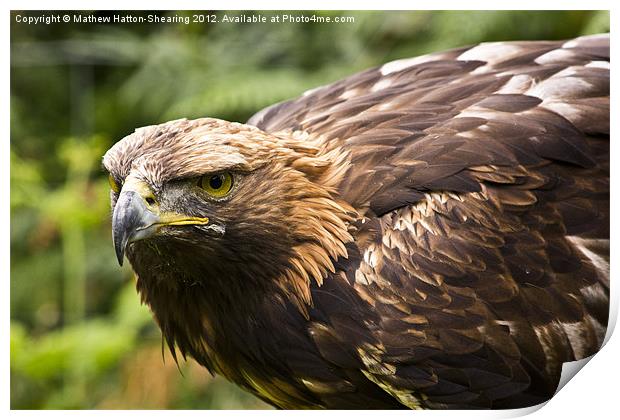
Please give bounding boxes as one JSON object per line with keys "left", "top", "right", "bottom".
{"left": 129, "top": 236, "right": 298, "bottom": 370}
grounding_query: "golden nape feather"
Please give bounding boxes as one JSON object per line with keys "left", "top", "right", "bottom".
{"left": 103, "top": 34, "right": 609, "bottom": 409}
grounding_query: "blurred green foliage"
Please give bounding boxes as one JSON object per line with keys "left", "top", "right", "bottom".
{"left": 10, "top": 10, "right": 609, "bottom": 409}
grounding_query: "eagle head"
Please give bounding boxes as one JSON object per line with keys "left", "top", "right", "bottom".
{"left": 103, "top": 117, "right": 354, "bottom": 304}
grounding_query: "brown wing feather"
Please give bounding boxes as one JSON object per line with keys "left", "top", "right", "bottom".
{"left": 250, "top": 35, "right": 608, "bottom": 408}
{"left": 249, "top": 35, "right": 608, "bottom": 217}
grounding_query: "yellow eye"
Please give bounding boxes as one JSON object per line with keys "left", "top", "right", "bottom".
{"left": 108, "top": 174, "right": 121, "bottom": 194}
{"left": 199, "top": 172, "right": 234, "bottom": 198}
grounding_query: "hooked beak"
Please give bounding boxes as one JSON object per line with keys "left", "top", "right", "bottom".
{"left": 112, "top": 190, "right": 160, "bottom": 266}
{"left": 111, "top": 180, "right": 209, "bottom": 266}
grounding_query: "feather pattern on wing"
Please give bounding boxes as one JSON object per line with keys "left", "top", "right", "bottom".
{"left": 246, "top": 34, "right": 609, "bottom": 408}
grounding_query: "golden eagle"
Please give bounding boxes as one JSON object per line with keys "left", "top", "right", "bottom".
{"left": 103, "top": 34, "right": 609, "bottom": 409}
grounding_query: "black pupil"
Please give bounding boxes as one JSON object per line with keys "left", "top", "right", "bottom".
{"left": 209, "top": 175, "right": 224, "bottom": 190}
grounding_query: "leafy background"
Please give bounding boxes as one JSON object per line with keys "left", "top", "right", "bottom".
{"left": 10, "top": 10, "right": 609, "bottom": 409}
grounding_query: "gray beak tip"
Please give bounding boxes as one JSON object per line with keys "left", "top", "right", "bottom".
{"left": 115, "top": 245, "right": 125, "bottom": 266}
{"left": 113, "top": 230, "right": 127, "bottom": 266}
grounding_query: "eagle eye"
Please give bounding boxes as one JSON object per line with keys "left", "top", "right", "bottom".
{"left": 108, "top": 174, "right": 122, "bottom": 194}
{"left": 198, "top": 172, "right": 234, "bottom": 198}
